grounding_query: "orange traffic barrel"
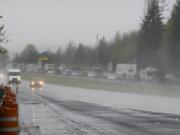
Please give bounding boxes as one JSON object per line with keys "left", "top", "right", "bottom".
{"left": 3, "top": 98, "right": 16, "bottom": 106}
{"left": 3, "top": 96, "right": 16, "bottom": 102}
{"left": 0, "top": 107, "right": 19, "bottom": 135}
{"left": 5, "top": 92, "right": 16, "bottom": 98}
{"left": 2, "top": 102, "right": 18, "bottom": 108}
{"left": 4, "top": 89, "right": 16, "bottom": 97}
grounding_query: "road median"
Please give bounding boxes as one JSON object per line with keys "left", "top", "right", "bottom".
{"left": 22, "top": 72, "right": 180, "bottom": 97}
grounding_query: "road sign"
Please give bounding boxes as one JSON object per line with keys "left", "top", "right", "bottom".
{"left": 39, "top": 51, "right": 48, "bottom": 61}
{"left": 40, "top": 51, "right": 48, "bottom": 56}
{"left": 39, "top": 57, "right": 48, "bottom": 61}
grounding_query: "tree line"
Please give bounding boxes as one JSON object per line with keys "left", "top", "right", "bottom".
{"left": 13, "top": 0, "right": 180, "bottom": 77}
{"left": 0, "top": 16, "right": 9, "bottom": 67}
{"left": 13, "top": 32, "right": 138, "bottom": 71}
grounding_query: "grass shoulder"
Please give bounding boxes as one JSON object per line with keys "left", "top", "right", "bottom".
{"left": 22, "top": 73, "right": 180, "bottom": 97}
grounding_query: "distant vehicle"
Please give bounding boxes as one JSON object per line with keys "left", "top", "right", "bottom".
{"left": 87, "top": 72, "right": 95, "bottom": 78}
{"left": 45, "top": 64, "right": 55, "bottom": 74}
{"left": 71, "top": 71, "right": 79, "bottom": 76}
{"left": 93, "top": 65, "right": 104, "bottom": 78}
{"left": 62, "top": 69, "right": 72, "bottom": 76}
{"left": 7, "top": 69, "right": 21, "bottom": 84}
{"left": 104, "top": 73, "right": 117, "bottom": 80}
{"left": 116, "top": 64, "right": 137, "bottom": 79}
{"left": 140, "top": 67, "right": 157, "bottom": 81}
{"left": 47, "top": 70, "right": 55, "bottom": 74}
{"left": 30, "top": 80, "right": 44, "bottom": 89}
{"left": 93, "top": 65, "right": 103, "bottom": 73}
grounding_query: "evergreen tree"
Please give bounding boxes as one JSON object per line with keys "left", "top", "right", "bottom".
{"left": 75, "top": 43, "right": 86, "bottom": 66}
{"left": 168, "top": 0, "right": 180, "bottom": 76}
{"left": 54, "top": 47, "right": 63, "bottom": 66}
{"left": 0, "top": 19, "right": 7, "bottom": 54}
{"left": 97, "top": 37, "right": 110, "bottom": 68}
{"left": 63, "top": 42, "right": 77, "bottom": 67}
{"left": 84, "top": 46, "right": 95, "bottom": 67}
{"left": 137, "top": 0, "right": 164, "bottom": 70}
{"left": 20, "top": 44, "right": 39, "bottom": 64}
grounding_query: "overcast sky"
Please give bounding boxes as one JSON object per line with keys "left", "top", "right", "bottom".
{"left": 0, "top": 0, "right": 176, "bottom": 54}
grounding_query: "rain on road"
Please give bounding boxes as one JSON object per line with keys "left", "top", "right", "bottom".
{"left": 19, "top": 81, "right": 180, "bottom": 135}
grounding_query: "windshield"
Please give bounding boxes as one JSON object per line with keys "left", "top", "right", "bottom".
{"left": 8, "top": 72, "right": 20, "bottom": 76}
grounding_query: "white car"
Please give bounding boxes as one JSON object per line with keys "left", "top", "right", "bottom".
{"left": 71, "top": 71, "right": 79, "bottom": 76}
{"left": 87, "top": 72, "right": 95, "bottom": 78}
{"left": 104, "top": 73, "right": 117, "bottom": 80}
{"left": 107, "top": 74, "right": 117, "bottom": 80}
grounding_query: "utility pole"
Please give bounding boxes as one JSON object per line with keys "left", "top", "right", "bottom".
{"left": 96, "top": 34, "right": 99, "bottom": 65}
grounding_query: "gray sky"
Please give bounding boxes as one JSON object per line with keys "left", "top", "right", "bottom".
{"left": 0, "top": 0, "right": 176, "bottom": 54}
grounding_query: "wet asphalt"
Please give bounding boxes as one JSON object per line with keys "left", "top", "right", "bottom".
{"left": 19, "top": 82, "right": 180, "bottom": 135}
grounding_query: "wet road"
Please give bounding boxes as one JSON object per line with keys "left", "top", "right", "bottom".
{"left": 19, "top": 81, "right": 180, "bottom": 135}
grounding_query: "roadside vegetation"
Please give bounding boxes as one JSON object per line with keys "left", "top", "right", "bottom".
{"left": 14, "top": 0, "right": 180, "bottom": 78}
{"left": 13, "top": 0, "right": 180, "bottom": 97}
{"left": 23, "top": 72, "right": 180, "bottom": 97}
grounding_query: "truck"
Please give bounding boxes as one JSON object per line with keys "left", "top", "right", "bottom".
{"left": 7, "top": 69, "right": 21, "bottom": 84}
{"left": 116, "top": 64, "right": 137, "bottom": 79}
{"left": 45, "top": 64, "right": 55, "bottom": 74}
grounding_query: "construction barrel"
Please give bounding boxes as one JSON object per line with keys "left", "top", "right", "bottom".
{"left": 0, "top": 85, "right": 19, "bottom": 135}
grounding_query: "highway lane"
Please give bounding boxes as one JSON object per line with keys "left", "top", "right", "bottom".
{"left": 19, "top": 81, "right": 180, "bottom": 135}
{"left": 33, "top": 81, "right": 180, "bottom": 115}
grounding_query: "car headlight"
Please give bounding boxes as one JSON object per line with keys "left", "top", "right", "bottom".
{"left": 39, "top": 81, "right": 44, "bottom": 85}
{"left": 31, "top": 81, "right": 35, "bottom": 85}
{"left": 0, "top": 74, "right": 4, "bottom": 78}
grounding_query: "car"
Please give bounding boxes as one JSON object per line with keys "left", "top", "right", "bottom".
{"left": 71, "top": 71, "right": 79, "bottom": 76}
{"left": 30, "top": 80, "right": 44, "bottom": 89}
{"left": 107, "top": 74, "right": 117, "bottom": 80}
{"left": 87, "top": 72, "right": 95, "bottom": 78}
{"left": 61, "top": 70, "right": 72, "bottom": 76}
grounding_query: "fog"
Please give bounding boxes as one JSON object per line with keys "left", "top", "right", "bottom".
{"left": 0, "top": 0, "right": 176, "bottom": 54}
{"left": 2, "top": 1, "right": 180, "bottom": 134}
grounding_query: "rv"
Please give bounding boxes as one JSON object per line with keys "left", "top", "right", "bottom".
{"left": 7, "top": 69, "right": 21, "bottom": 84}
